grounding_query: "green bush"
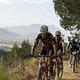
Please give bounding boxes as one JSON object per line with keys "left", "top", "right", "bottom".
{"left": 0, "top": 61, "right": 9, "bottom": 80}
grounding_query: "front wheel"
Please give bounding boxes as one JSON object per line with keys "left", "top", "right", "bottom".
{"left": 37, "top": 64, "right": 49, "bottom": 80}
{"left": 57, "top": 63, "right": 63, "bottom": 80}
{"left": 71, "top": 56, "right": 76, "bottom": 73}
{"left": 37, "top": 66, "right": 42, "bottom": 80}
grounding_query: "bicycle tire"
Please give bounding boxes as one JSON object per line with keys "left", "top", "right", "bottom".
{"left": 71, "top": 56, "right": 77, "bottom": 73}
{"left": 57, "top": 63, "right": 63, "bottom": 80}
{"left": 37, "top": 66, "right": 42, "bottom": 80}
{"left": 37, "top": 65, "right": 49, "bottom": 80}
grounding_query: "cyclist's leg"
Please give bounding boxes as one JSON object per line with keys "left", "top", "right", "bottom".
{"left": 48, "top": 49, "right": 56, "bottom": 79}
{"left": 59, "top": 62, "right": 63, "bottom": 80}
{"left": 37, "top": 59, "right": 48, "bottom": 80}
{"left": 56, "top": 60, "right": 63, "bottom": 80}
{"left": 52, "top": 61, "right": 56, "bottom": 79}
{"left": 69, "top": 54, "right": 72, "bottom": 68}
{"left": 75, "top": 53, "right": 78, "bottom": 68}
{"left": 71, "top": 55, "right": 76, "bottom": 73}
{"left": 56, "top": 62, "right": 59, "bottom": 79}
{"left": 41, "top": 63, "right": 48, "bottom": 80}
{"left": 48, "top": 59, "right": 56, "bottom": 80}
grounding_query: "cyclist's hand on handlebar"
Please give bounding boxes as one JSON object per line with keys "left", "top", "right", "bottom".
{"left": 31, "top": 53, "right": 37, "bottom": 58}
{"left": 34, "top": 54, "right": 37, "bottom": 58}
{"left": 57, "top": 50, "right": 62, "bottom": 56}
{"left": 77, "top": 51, "right": 79, "bottom": 53}
{"left": 67, "top": 51, "right": 69, "bottom": 53}
{"left": 62, "top": 53, "right": 65, "bottom": 55}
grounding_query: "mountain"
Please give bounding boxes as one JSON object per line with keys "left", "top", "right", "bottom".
{"left": 6, "top": 24, "right": 70, "bottom": 43}
{"left": 0, "top": 28, "right": 23, "bottom": 41}
{"left": 6, "top": 24, "right": 41, "bottom": 35}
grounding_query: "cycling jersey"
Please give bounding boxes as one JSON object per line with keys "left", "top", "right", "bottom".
{"left": 54, "top": 37, "right": 63, "bottom": 52}
{"left": 35, "top": 32, "right": 55, "bottom": 55}
{"left": 69, "top": 41, "right": 79, "bottom": 52}
{"left": 54, "top": 37, "right": 63, "bottom": 63}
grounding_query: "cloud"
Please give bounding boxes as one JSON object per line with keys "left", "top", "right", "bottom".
{"left": 24, "top": 0, "right": 51, "bottom": 4}
{"left": 0, "top": 0, "right": 16, "bottom": 4}
{"left": 0, "top": 0, "right": 51, "bottom": 4}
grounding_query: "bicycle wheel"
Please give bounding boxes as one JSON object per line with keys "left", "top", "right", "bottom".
{"left": 49, "top": 67, "right": 56, "bottom": 80}
{"left": 37, "top": 66, "right": 42, "bottom": 80}
{"left": 37, "top": 64, "right": 49, "bottom": 80}
{"left": 57, "top": 63, "right": 63, "bottom": 80}
{"left": 71, "top": 56, "right": 76, "bottom": 73}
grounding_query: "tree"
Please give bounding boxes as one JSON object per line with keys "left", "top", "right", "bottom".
{"left": 19, "top": 40, "right": 31, "bottom": 59}
{"left": 8, "top": 43, "right": 19, "bottom": 60}
{"left": 7, "top": 43, "right": 19, "bottom": 67}
{"left": 53, "top": 0, "right": 80, "bottom": 31}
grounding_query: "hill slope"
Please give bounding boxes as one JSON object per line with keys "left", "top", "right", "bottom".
{"left": 0, "top": 28, "right": 23, "bottom": 41}
{"left": 6, "top": 24, "right": 70, "bottom": 43}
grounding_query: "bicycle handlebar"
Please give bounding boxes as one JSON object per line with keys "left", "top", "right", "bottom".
{"left": 27, "top": 53, "right": 65, "bottom": 58}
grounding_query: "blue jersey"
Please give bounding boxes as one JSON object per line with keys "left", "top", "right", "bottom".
{"left": 69, "top": 41, "right": 78, "bottom": 52}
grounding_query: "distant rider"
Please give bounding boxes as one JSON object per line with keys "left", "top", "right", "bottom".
{"left": 68, "top": 37, "right": 79, "bottom": 70}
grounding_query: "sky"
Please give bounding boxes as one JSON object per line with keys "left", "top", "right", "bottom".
{"left": 0, "top": 0, "right": 60, "bottom": 28}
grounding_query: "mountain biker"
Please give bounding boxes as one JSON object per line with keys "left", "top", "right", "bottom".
{"left": 68, "top": 37, "right": 79, "bottom": 69}
{"left": 31, "top": 25, "right": 56, "bottom": 78}
{"left": 78, "top": 42, "right": 80, "bottom": 62}
{"left": 31, "top": 25, "right": 55, "bottom": 55}
{"left": 54, "top": 30, "right": 65, "bottom": 79}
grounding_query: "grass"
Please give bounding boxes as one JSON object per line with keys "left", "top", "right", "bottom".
{"left": 0, "top": 61, "right": 9, "bottom": 80}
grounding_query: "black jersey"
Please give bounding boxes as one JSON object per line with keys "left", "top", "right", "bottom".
{"left": 35, "top": 32, "right": 54, "bottom": 55}
{"left": 54, "top": 37, "right": 63, "bottom": 51}
{"left": 35, "top": 32, "right": 54, "bottom": 47}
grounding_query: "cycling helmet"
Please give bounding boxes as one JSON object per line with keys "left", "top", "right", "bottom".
{"left": 55, "top": 31, "right": 61, "bottom": 36}
{"left": 71, "top": 37, "right": 75, "bottom": 41}
{"left": 40, "top": 25, "right": 48, "bottom": 33}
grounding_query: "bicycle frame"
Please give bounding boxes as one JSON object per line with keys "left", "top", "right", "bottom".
{"left": 28, "top": 54, "right": 57, "bottom": 80}
{"left": 37, "top": 56, "right": 49, "bottom": 80}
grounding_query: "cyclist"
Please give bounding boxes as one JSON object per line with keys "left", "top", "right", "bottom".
{"left": 78, "top": 42, "right": 80, "bottom": 62}
{"left": 54, "top": 31, "right": 65, "bottom": 80}
{"left": 68, "top": 37, "right": 79, "bottom": 70}
{"left": 31, "top": 25, "right": 56, "bottom": 79}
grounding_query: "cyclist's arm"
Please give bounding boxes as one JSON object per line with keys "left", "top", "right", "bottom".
{"left": 78, "top": 43, "right": 80, "bottom": 52}
{"left": 53, "top": 44, "right": 57, "bottom": 56}
{"left": 31, "top": 34, "right": 40, "bottom": 54}
{"left": 59, "top": 38, "right": 65, "bottom": 54}
{"left": 67, "top": 42, "right": 71, "bottom": 52}
{"left": 77, "top": 43, "right": 79, "bottom": 52}
{"left": 52, "top": 38, "right": 57, "bottom": 56}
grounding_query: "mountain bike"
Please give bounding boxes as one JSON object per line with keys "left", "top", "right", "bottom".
{"left": 71, "top": 51, "right": 78, "bottom": 73}
{"left": 29, "top": 54, "right": 57, "bottom": 80}
{"left": 56, "top": 54, "right": 64, "bottom": 80}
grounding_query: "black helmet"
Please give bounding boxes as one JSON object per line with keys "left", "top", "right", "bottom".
{"left": 40, "top": 25, "right": 48, "bottom": 33}
{"left": 55, "top": 31, "right": 61, "bottom": 36}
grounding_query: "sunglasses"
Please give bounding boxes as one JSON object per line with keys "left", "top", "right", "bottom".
{"left": 56, "top": 35, "right": 60, "bottom": 36}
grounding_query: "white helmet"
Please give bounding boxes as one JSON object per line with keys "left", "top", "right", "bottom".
{"left": 40, "top": 25, "right": 48, "bottom": 33}
{"left": 55, "top": 31, "right": 61, "bottom": 36}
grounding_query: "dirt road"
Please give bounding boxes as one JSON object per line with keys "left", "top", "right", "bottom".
{"left": 33, "top": 60, "right": 80, "bottom": 80}
{"left": 62, "top": 61, "right": 80, "bottom": 80}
